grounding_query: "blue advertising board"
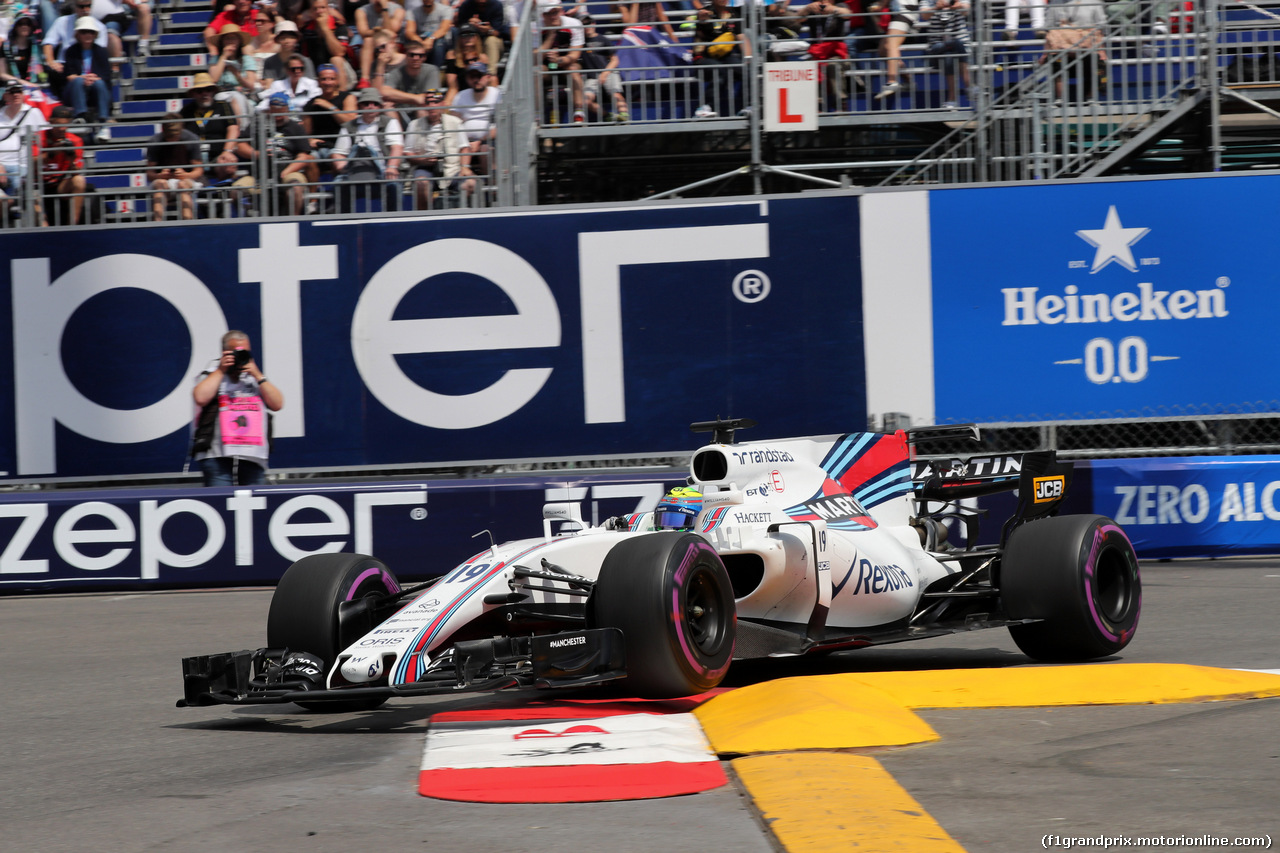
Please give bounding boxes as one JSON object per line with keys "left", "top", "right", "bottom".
{"left": 0, "top": 197, "right": 863, "bottom": 480}
{"left": 1089, "top": 455, "right": 1280, "bottom": 559}
{"left": 0, "top": 472, "right": 686, "bottom": 592}
{"left": 929, "top": 174, "right": 1280, "bottom": 423}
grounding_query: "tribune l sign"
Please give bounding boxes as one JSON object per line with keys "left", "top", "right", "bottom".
{"left": 764, "top": 61, "right": 818, "bottom": 132}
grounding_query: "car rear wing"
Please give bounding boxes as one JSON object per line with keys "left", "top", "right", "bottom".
{"left": 912, "top": 449, "right": 1074, "bottom": 545}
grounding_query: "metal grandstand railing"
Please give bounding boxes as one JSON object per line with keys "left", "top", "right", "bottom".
{"left": 8, "top": 0, "right": 1280, "bottom": 227}
{"left": 879, "top": 0, "right": 1211, "bottom": 186}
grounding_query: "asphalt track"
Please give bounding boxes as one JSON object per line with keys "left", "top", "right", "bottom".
{"left": 2, "top": 557, "right": 1278, "bottom": 852}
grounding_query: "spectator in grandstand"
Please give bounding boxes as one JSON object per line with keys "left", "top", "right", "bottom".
{"left": 332, "top": 87, "right": 403, "bottom": 210}
{"left": 204, "top": 0, "right": 258, "bottom": 54}
{"left": 867, "top": 0, "right": 919, "bottom": 100}
{"left": 355, "top": 0, "right": 405, "bottom": 88}
{"left": 1003, "top": 0, "right": 1045, "bottom": 40}
{"left": 181, "top": 72, "right": 245, "bottom": 159}
{"left": 1, "top": 14, "right": 39, "bottom": 88}
{"left": 692, "top": 0, "right": 751, "bottom": 117}
{"left": 443, "top": 23, "right": 488, "bottom": 104}
{"left": 42, "top": 1, "right": 108, "bottom": 96}
{"left": 406, "top": 0, "right": 452, "bottom": 68}
{"left": 579, "top": 15, "right": 629, "bottom": 123}
{"left": 261, "top": 20, "right": 316, "bottom": 85}
{"left": 364, "top": 28, "right": 406, "bottom": 94}
{"left": 302, "top": 62, "right": 355, "bottom": 169}
{"left": 619, "top": 0, "right": 677, "bottom": 42}
{"left": 208, "top": 23, "right": 258, "bottom": 122}
{"left": 1041, "top": 0, "right": 1108, "bottom": 101}
{"left": 538, "top": 0, "right": 584, "bottom": 123}
{"left": 453, "top": 0, "right": 506, "bottom": 71}
{"left": 796, "top": 0, "right": 853, "bottom": 110}
{"left": 239, "top": 92, "right": 313, "bottom": 214}
{"left": 146, "top": 112, "right": 203, "bottom": 220}
{"left": 92, "top": 0, "right": 155, "bottom": 58}
{"left": 248, "top": 6, "right": 280, "bottom": 63}
{"left": 62, "top": 16, "right": 113, "bottom": 139}
{"left": 297, "top": 0, "right": 352, "bottom": 80}
{"left": 256, "top": 54, "right": 321, "bottom": 110}
{"left": 380, "top": 39, "right": 442, "bottom": 110}
{"left": 450, "top": 61, "right": 498, "bottom": 199}
{"left": 34, "top": 104, "right": 90, "bottom": 225}
{"left": 920, "top": 0, "right": 969, "bottom": 109}
{"left": 404, "top": 87, "right": 463, "bottom": 208}
{"left": 192, "top": 330, "right": 283, "bottom": 487}
{"left": 0, "top": 79, "right": 45, "bottom": 217}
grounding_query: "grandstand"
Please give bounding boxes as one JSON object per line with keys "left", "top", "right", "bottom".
{"left": 3, "top": 0, "right": 1279, "bottom": 222}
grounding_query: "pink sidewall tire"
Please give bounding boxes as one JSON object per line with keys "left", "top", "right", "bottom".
{"left": 1000, "top": 515, "right": 1141, "bottom": 661}
{"left": 590, "top": 532, "right": 736, "bottom": 698}
{"left": 267, "top": 552, "right": 401, "bottom": 712}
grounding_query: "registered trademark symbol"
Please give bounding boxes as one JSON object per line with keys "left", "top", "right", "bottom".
{"left": 1216, "top": 277, "right": 1230, "bottom": 288}
{"left": 410, "top": 507, "right": 428, "bottom": 520}
{"left": 732, "top": 270, "right": 771, "bottom": 303}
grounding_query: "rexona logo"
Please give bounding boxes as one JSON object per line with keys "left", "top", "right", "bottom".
{"left": 1033, "top": 475, "right": 1066, "bottom": 503}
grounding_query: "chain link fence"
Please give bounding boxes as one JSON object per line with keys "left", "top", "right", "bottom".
{"left": 878, "top": 410, "right": 1280, "bottom": 460}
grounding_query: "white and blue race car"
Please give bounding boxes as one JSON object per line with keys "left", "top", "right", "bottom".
{"left": 179, "top": 419, "right": 1141, "bottom": 710}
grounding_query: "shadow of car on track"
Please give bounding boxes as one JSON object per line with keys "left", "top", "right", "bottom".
{"left": 167, "top": 646, "right": 1042, "bottom": 731}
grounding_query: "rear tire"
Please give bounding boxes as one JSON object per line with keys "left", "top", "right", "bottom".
{"left": 267, "top": 552, "right": 401, "bottom": 712}
{"left": 1000, "top": 515, "right": 1141, "bottom": 661}
{"left": 590, "top": 533, "right": 736, "bottom": 698}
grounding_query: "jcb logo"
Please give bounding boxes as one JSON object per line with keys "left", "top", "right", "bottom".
{"left": 1033, "top": 476, "right": 1066, "bottom": 503}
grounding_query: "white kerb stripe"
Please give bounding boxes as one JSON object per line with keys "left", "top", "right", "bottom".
{"left": 421, "top": 713, "right": 717, "bottom": 770}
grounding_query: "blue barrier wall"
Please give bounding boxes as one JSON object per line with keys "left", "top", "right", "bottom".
{"left": 1088, "top": 455, "right": 1280, "bottom": 559}
{"left": 0, "top": 196, "right": 863, "bottom": 480}
{"left": 6, "top": 453, "right": 1280, "bottom": 593}
{"left": 0, "top": 473, "right": 686, "bottom": 593}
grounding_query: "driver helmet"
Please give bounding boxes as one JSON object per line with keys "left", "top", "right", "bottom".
{"left": 653, "top": 486, "right": 702, "bottom": 531}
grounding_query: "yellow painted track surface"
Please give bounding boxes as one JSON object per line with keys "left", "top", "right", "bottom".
{"left": 698, "top": 665, "right": 1280, "bottom": 853}
{"left": 732, "top": 753, "right": 967, "bottom": 853}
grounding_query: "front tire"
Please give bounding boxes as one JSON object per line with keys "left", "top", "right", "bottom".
{"left": 267, "top": 552, "right": 401, "bottom": 712}
{"left": 590, "top": 533, "right": 736, "bottom": 698}
{"left": 1000, "top": 515, "right": 1141, "bottom": 661}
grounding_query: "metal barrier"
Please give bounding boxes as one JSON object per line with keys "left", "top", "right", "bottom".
{"left": 3, "top": 105, "right": 495, "bottom": 226}
{"left": 879, "top": 0, "right": 1212, "bottom": 185}
{"left": 7, "top": 0, "right": 1280, "bottom": 225}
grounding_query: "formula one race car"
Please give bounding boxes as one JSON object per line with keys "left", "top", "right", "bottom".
{"left": 179, "top": 419, "right": 1141, "bottom": 710}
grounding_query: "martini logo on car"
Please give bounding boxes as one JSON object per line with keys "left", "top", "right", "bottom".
{"left": 805, "top": 494, "right": 867, "bottom": 521}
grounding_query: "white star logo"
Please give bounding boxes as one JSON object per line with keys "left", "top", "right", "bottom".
{"left": 1075, "top": 206, "right": 1150, "bottom": 274}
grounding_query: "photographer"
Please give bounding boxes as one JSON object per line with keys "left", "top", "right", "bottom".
{"left": 191, "top": 331, "right": 284, "bottom": 486}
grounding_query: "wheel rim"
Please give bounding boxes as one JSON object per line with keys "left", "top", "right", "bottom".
{"left": 684, "top": 565, "right": 729, "bottom": 657}
{"left": 1093, "top": 547, "right": 1133, "bottom": 623}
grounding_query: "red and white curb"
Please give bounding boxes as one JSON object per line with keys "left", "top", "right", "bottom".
{"left": 420, "top": 707, "right": 727, "bottom": 803}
